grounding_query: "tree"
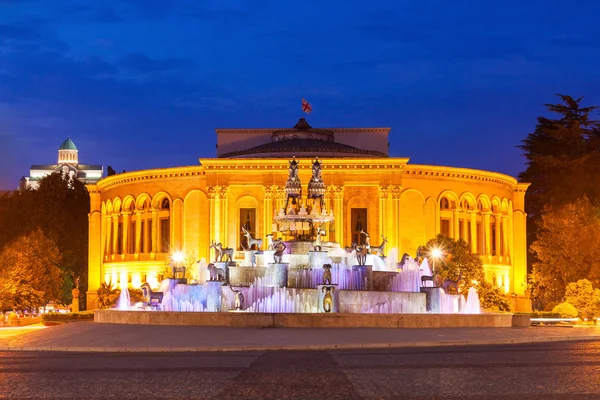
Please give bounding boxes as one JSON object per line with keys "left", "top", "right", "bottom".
{"left": 0, "top": 229, "right": 64, "bottom": 311}
{"left": 529, "top": 197, "right": 600, "bottom": 308}
{"left": 519, "top": 95, "right": 600, "bottom": 217}
{"left": 0, "top": 172, "right": 90, "bottom": 308}
{"left": 107, "top": 166, "right": 116, "bottom": 176}
{"left": 424, "top": 235, "right": 485, "bottom": 294}
{"left": 564, "top": 279, "right": 600, "bottom": 320}
{"left": 423, "top": 235, "right": 512, "bottom": 311}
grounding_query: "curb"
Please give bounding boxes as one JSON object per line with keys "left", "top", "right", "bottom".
{"left": 1, "top": 335, "right": 598, "bottom": 353}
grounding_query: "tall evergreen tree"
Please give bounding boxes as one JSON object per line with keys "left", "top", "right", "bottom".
{"left": 519, "top": 95, "right": 600, "bottom": 221}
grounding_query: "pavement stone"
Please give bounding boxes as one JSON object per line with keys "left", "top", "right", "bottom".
{"left": 0, "top": 322, "right": 599, "bottom": 352}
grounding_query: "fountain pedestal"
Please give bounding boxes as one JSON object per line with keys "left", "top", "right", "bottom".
{"left": 317, "top": 284, "right": 339, "bottom": 313}
{"left": 257, "top": 250, "right": 275, "bottom": 267}
{"left": 351, "top": 265, "right": 373, "bottom": 291}
{"left": 71, "top": 288, "right": 80, "bottom": 313}
{"left": 241, "top": 251, "right": 256, "bottom": 267}
{"left": 206, "top": 280, "right": 224, "bottom": 312}
{"left": 308, "top": 251, "right": 328, "bottom": 268}
{"left": 267, "top": 263, "right": 289, "bottom": 288}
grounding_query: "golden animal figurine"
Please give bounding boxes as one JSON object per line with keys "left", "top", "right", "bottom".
{"left": 322, "top": 286, "right": 335, "bottom": 313}
{"left": 241, "top": 227, "right": 263, "bottom": 251}
{"left": 322, "top": 263, "right": 332, "bottom": 285}
{"left": 355, "top": 244, "right": 368, "bottom": 266}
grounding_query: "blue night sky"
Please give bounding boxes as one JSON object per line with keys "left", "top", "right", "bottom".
{"left": 1, "top": 0, "right": 599, "bottom": 189}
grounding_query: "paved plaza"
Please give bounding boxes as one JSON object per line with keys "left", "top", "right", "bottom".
{"left": 0, "top": 322, "right": 599, "bottom": 352}
{"left": 2, "top": 341, "right": 600, "bottom": 399}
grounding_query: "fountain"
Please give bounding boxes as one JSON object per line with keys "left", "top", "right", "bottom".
{"left": 103, "top": 157, "right": 493, "bottom": 328}
{"left": 116, "top": 288, "right": 131, "bottom": 311}
{"left": 462, "top": 287, "right": 482, "bottom": 314}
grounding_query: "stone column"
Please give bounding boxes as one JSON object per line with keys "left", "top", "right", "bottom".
{"left": 208, "top": 185, "right": 227, "bottom": 245}
{"left": 332, "top": 186, "right": 344, "bottom": 244}
{"left": 512, "top": 183, "right": 529, "bottom": 295}
{"left": 502, "top": 214, "right": 509, "bottom": 258}
{"left": 483, "top": 211, "right": 491, "bottom": 256}
{"left": 378, "top": 186, "right": 390, "bottom": 244}
{"left": 494, "top": 214, "right": 501, "bottom": 257}
{"left": 143, "top": 212, "right": 150, "bottom": 254}
{"left": 112, "top": 214, "right": 119, "bottom": 259}
{"left": 135, "top": 211, "right": 142, "bottom": 258}
{"left": 151, "top": 208, "right": 159, "bottom": 259}
{"left": 86, "top": 185, "right": 103, "bottom": 308}
{"left": 452, "top": 209, "right": 460, "bottom": 239}
{"left": 122, "top": 212, "right": 131, "bottom": 257}
{"left": 461, "top": 212, "right": 469, "bottom": 242}
{"left": 275, "top": 186, "right": 285, "bottom": 215}
{"left": 390, "top": 186, "right": 401, "bottom": 255}
{"left": 263, "top": 185, "right": 274, "bottom": 242}
{"left": 469, "top": 211, "right": 477, "bottom": 253}
{"left": 104, "top": 214, "right": 112, "bottom": 256}
{"left": 172, "top": 199, "right": 183, "bottom": 253}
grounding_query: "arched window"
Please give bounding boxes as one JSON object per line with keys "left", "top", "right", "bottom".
{"left": 440, "top": 197, "right": 450, "bottom": 210}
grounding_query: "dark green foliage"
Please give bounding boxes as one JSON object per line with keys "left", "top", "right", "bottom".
{"left": 41, "top": 311, "right": 94, "bottom": 326}
{"left": 519, "top": 95, "right": 600, "bottom": 215}
{"left": 518, "top": 95, "right": 600, "bottom": 278}
{"left": 0, "top": 172, "right": 90, "bottom": 308}
{"left": 96, "top": 281, "right": 119, "bottom": 309}
{"left": 0, "top": 229, "right": 64, "bottom": 311}
{"left": 423, "top": 235, "right": 512, "bottom": 311}
{"left": 424, "top": 235, "right": 485, "bottom": 295}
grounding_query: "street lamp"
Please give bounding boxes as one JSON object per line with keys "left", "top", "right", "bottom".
{"left": 430, "top": 247, "right": 443, "bottom": 274}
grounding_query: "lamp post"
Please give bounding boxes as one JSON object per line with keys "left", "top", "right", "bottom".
{"left": 171, "top": 251, "right": 185, "bottom": 280}
{"left": 430, "top": 247, "right": 442, "bottom": 274}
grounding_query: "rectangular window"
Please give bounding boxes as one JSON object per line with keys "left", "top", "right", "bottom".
{"left": 459, "top": 220, "right": 464, "bottom": 240}
{"left": 160, "top": 218, "right": 170, "bottom": 253}
{"left": 441, "top": 219, "right": 451, "bottom": 237}
{"left": 130, "top": 222, "right": 136, "bottom": 253}
{"left": 140, "top": 221, "right": 145, "bottom": 253}
{"left": 500, "top": 221, "right": 504, "bottom": 256}
{"left": 240, "top": 208, "right": 256, "bottom": 249}
{"left": 467, "top": 221, "right": 472, "bottom": 245}
{"left": 351, "top": 208, "right": 368, "bottom": 245}
{"left": 148, "top": 219, "right": 153, "bottom": 252}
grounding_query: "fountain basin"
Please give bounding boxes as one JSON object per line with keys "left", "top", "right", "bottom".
{"left": 94, "top": 310, "right": 527, "bottom": 328}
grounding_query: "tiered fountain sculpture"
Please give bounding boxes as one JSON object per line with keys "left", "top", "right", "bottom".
{"left": 123, "top": 157, "right": 481, "bottom": 316}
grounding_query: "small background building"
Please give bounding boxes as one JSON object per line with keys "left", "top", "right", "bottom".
{"left": 21, "top": 138, "right": 103, "bottom": 189}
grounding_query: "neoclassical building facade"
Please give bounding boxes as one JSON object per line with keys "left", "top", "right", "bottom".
{"left": 87, "top": 119, "right": 529, "bottom": 309}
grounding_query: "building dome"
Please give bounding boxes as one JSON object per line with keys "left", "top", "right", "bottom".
{"left": 59, "top": 138, "right": 78, "bottom": 151}
{"left": 220, "top": 118, "right": 387, "bottom": 158}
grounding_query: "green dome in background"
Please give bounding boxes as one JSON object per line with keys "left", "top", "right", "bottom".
{"left": 59, "top": 138, "right": 78, "bottom": 151}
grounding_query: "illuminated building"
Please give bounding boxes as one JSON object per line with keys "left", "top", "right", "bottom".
{"left": 20, "top": 138, "right": 103, "bottom": 189}
{"left": 86, "top": 119, "right": 530, "bottom": 310}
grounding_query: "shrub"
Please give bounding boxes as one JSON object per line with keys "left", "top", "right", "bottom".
{"left": 41, "top": 311, "right": 94, "bottom": 326}
{"left": 476, "top": 280, "right": 513, "bottom": 312}
{"left": 552, "top": 302, "right": 579, "bottom": 318}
